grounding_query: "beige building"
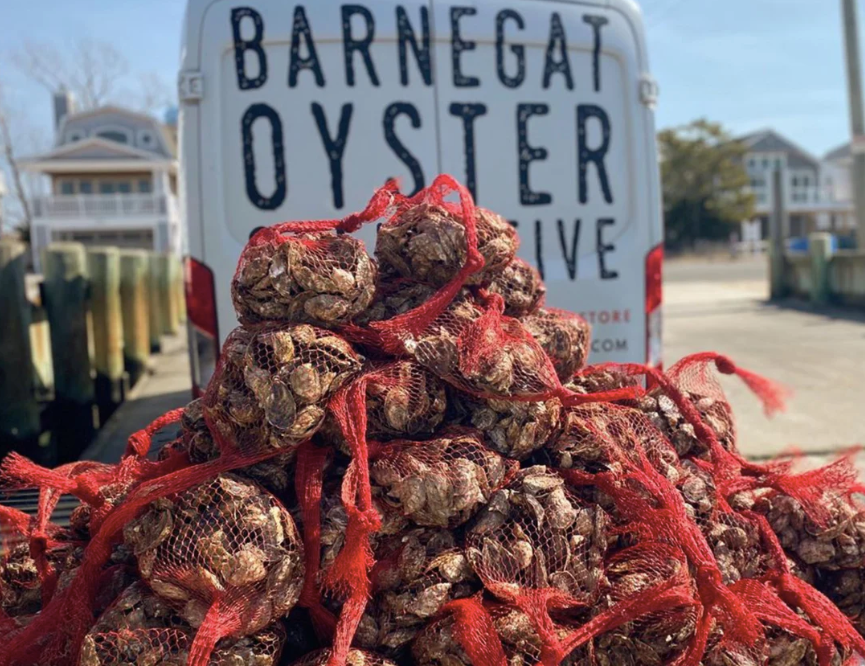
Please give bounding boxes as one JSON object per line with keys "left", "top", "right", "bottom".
{"left": 21, "top": 93, "right": 180, "bottom": 270}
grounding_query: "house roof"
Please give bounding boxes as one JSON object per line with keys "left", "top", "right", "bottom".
{"left": 21, "top": 136, "right": 175, "bottom": 164}
{"left": 824, "top": 142, "right": 851, "bottom": 162}
{"left": 736, "top": 129, "right": 820, "bottom": 170}
{"left": 55, "top": 105, "right": 176, "bottom": 158}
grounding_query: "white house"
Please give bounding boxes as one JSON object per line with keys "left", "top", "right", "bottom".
{"left": 20, "top": 93, "right": 181, "bottom": 271}
{"left": 738, "top": 129, "right": 854, "bottom": 239}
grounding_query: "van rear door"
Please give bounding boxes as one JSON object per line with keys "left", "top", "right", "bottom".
{"left": 432, "top": 0, "right": 661, "bottom": 364}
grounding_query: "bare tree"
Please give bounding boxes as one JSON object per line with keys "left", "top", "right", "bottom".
{"left": 133, "top": 72, "right": 173, "bottom": 116}
{"left": 0, "top": 82, "right": 33, "bottom": 237}
{"left": 12, "top": 39, "right": 131, "bottom": 110}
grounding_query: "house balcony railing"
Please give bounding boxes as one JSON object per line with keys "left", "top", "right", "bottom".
{"left": 32, "top": 194, "right": 176, "bottom": 219}
{"left": 748, "top": 186, "right": 852, "bottom": 214}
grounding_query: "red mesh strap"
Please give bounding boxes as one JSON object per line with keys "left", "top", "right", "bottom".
{"left": 322, "top": 377, "right": 383, "bottom": 666}
{"left": 0, "top": 448, "right": 286, "bottom": 666}
{"left": 440, "top": 597, "right": 508, "bottom": 666}
{"left": 124, "top": 407, "right": 185, "bottom": 458}
{"left": 187, "top": 597, "right": 242, "bottom": 666}
{"left": 295, "top": 439, "right": 338, "bottom": 639}
{"left": 729, "top": 579, "right": 834, "bottom": 666}
{"left": 371, "top": 175, "right": 484, "bottom": 346}
{"left": 245, "top": 179, "right": 397, "bottom": 250}
{"left": 761, "top": 452, "right": 865, "bottom": 527}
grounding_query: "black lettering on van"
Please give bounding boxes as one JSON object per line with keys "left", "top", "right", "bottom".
{"left": 449, "top": 103, "right": 487, "bottom": 201}
{"left": 495, "top": 9, "right": 525, "bottom": 89}
{"left": 451, "top": 7, "right": 480, "bottom": 87}
{"left": 397, "top": 6, "right": 432, "bottom": 86}
{"left": 557, "top": 218, "right": 581, "bottom": 280}
{"left": 384, "top": 102, "right": 425, "bottom": 196}
{"left": 534, "top": 220, "right": 545, "bottom": 280}
{"left": 583, "top": 15, "right": 609, "bottom": 92}
{"left": 342, "top": 5, "right": 380, "bottom": 86}
{"left": 312, "top": 103, "right": 354, "bottom": 209}
{"left": 577, "top": 105, "right": 612, "bottom": 204}
{"left": 596, "top": 218, "right": 619, "bottom": 279}
{"left": 517, "top": 104, "right": 551, "bottom": 206}
{"left": 289, "top": 6, "right": 325, "bottom": 87}
{"left": 543, "top": 13, "right": 573, "bottom": 90}
{"left": 231, "top": 8, "right": 267, "bottom": 90}
{"left": 241, "top": 104, "right": 286, "bottom": 210}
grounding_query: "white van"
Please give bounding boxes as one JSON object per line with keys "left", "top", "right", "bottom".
{"left": 179, "top": 0, "right": 663, "bottom": 395}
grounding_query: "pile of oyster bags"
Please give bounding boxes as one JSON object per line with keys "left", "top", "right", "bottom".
{"left": 4, "top": 175, "right": 865, "bottom": 666}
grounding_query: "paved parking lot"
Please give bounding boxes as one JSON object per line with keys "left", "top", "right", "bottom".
{"left": 664, "top": 256, "right": 865, "bottom": 459}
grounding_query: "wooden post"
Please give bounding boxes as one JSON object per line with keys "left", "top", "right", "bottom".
{"left": 174, "top": 255, "right": 187, "bottom": 325}
{"left": 120, "top": 249, "right": 152, "bottom": 386}
{"left": 42, "top": 242, "right": 97, "bottom": 461}
{"left": 0, "top": 240, "right": 43, "bottom": 461}
{"left": 158, "top": 254, "right": 179, "bottom": 336}
{"left": 809, "top": 233, "right": 833, "bottom": 305}
{"left": 87, "top": 247, "right": 126, "bottom": 424}
{"left": 148, "top": 252, "right": 163, "bottom": 352}
{"left": 769, "top": 168, "right": 788, "bottom": 299}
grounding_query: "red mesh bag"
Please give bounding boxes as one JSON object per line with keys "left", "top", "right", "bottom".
{"left": 120, "top": 473, "right": 303, "bottom": 665}
{"left": 202, "top": 325, "right": 362, "bottom": 458}
{"left": 484, "top": 256, "right": 546, "bottom": 318}
{"left": 290, "top": 648, "right": 398, "bottom": 666}
{"left": 369, "top": 428, "right": 513, "bottom": 529}
{"left": 521, "top": 308, "right": 591, "bottom": 382}
{"left": 448, "top": 389, "right": 563, "bottom": 461}
{"left": 375, "top": 194, "right": 516, "bottom": 288}
{"left": 231, "top": 181, "right": 395, "bottom": 327}
{"left": 320, "top": 360, "right": 448, "bottom": 449}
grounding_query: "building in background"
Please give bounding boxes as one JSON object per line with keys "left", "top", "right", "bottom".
{"left": 20, "top": 91, "right": 180, "bottom": 271}
{"left": 739, "top": 129, "right": 854, "bottom": 240}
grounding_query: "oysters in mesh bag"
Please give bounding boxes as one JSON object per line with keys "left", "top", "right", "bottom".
{"left": 122, "top": 474, "right": 304, "bottom": 636}
{"left": 375, "top": 203, "right": 517, "bottom": 287}
{"left": 232, "top": 232, "right": 376, "bottom": 327}
{"left": 204, "top": 326, "right": 361, "bottom": 456}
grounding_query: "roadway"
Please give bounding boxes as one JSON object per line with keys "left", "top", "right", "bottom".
{"left": 664, "top": 255, "right": 865, "bottom": 459}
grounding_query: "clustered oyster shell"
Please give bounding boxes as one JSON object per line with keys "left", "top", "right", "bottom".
{"left": 122, "top": 474, "right": 304, "bottom": 636}
{"left": 485, "top": 257, "right": 546, "bottom": 318}
{"left": 449, "top": 392, "right": 562, "bottom": 461}
{"left": 466, "top": 466, "right": 610, "bottom": 602}
{"left": 375, "top": 204, "right": 517, "bottom": 287}
{"left": 521, "top": 309, "right": 591, "bottom": 382}
{"left": 232, "top": 232, "right": 376, "bottom": 326}
{"left": 204, "top": 325, "right": 361, "bottom": 455}
{"left": 352, "top": 528, "right": 479, "bottom": 656}
{"left": 171, "top": 398, "right": 294, "bottom": 494}
{"left": 370, "top": 430, "right": 510, "bottom": 529}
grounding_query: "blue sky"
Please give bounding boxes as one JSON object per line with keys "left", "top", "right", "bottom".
{"left": 0, "top": 0, "right": 856, "bottom": 158}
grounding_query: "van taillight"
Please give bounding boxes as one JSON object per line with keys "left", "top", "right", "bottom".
{"left": 645, "top": 244, "right": 663, "bottom": 368}
{"left": 185, "top": 257, "right": 219, "bottom": 397}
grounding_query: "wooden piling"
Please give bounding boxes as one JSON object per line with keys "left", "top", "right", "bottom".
{"left": 42, "top": 242, "right": 97, "bottom": 461}
{"left": 148, "top": 252, "right": 163, "bottom": 352}
{"left": 119, "top": 249, "right": 152, "bottom": 386}
{"left": 0, "top": 239, "right": 42, "bottom": 460}
{"left": 158, "top": 254, "right": 179, "bottom": 336}
{"left": 88, "top": 247, "right": 126, "bottom": 423}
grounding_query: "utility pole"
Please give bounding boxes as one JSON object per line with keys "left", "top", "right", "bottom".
{"left": 842, "top": 0, "right": 865, "bottom": 243}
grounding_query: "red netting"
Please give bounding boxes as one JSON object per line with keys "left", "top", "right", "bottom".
{"left": 521, "top": 308, "right": 591, "bottom": 382}
{"left": 369, "top": 428, "right": 512, "bottom": 529}
{"left": 289, "top": 648, "right": 398, "bottom": 666}
{"left": 121, "top": 473, "right": 303, "bottom": 665}
{"left": 484, "top": 256, "right": 546, "bottom": 318}
{"left": 202, "top": 325, "right": 362, "bottom": 458}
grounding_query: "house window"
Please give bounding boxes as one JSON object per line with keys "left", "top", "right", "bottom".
{"left": 66, "top": 131, "right": 84, "bottom": 143}
{"left": 138, "top": 130, "right": 154, "bottom": 148}
{"left": 100, "top": 182, "right": 116, "bottom": 194}
{"left": 60, "top": 181, "right": 74, "bottom": 195}
{"left": 802, "top": 175, "right": 810, "bottom": 187}
{"left": 79, "top": 180, "right": 93, "bottom": 194}
{"left": 117, "top": 182, "right": 132, "bottom": 194}
{"left": 775, "top": 158, "right": 782, "bottom": 169}
{"left": 138, "top": 179, "right": 152, "bottom": 193}
{"left": 762, "top": 158, "right": 769, "bottom": 168}
{"left": 792, "top": 176, "right": 799, "bottom": 187}
{"left": 97, "top": 130, "right": 129, "bottom": 144}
